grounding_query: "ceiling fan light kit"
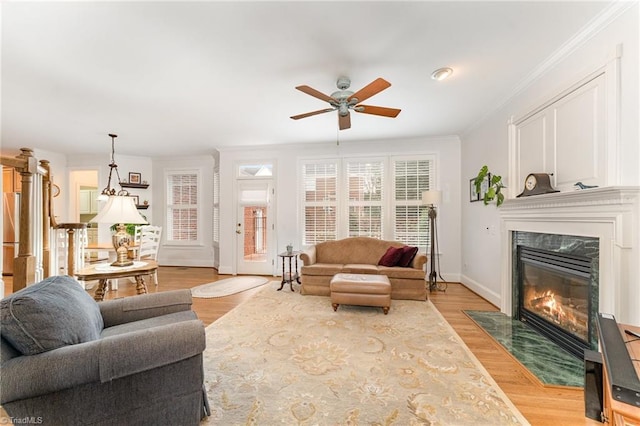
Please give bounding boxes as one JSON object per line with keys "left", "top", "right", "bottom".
{"left": 431, "top": 67, "right": 453, "bottom": 81}
{"left": 290, "top": 77, "right": 401, "bottom": 130}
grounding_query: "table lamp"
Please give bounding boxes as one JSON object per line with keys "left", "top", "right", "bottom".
{"left": 91, "top": 195, "right": 147, "bottom": 267}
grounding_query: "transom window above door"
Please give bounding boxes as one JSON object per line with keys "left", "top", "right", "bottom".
{"left": 238, "top": 164, "right": 273, "bottom": 178}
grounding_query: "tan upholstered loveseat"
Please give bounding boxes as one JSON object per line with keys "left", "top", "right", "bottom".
{"left": 299, "top": 237, "right": 427, "bottom": 300}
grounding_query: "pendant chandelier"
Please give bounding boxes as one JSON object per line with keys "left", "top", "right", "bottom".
{"left": 91, "top": 133, "right": 147, "bottom": 267}
{"left": 97, "top": 133, "right": 129, "bottom": 200}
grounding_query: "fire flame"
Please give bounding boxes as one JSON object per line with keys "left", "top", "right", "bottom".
{"left": 538, "top": 291, "right": 566, "bottom": 322}
{"left": 525, "top": 288, "right": 587, "bottom": 338}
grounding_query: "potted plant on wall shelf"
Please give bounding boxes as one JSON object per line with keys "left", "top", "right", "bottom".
{"left": 474, "top": 165, "right": 506, "bottom": 206}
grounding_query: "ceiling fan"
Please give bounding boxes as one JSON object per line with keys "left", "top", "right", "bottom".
{"left": 290, "top": 77, "right": 401, "bottom": 130}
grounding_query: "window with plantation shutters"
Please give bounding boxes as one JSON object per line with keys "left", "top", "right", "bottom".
{"left": 300, "top": 155, "right": 434, "bottom": 247}
{"left": 166, "top": 171, "right": 199, "bottom": 243}
{"left": 392, "top": 157, "right": 433, "bottom": 249}
{"left": 302, "top": 161, "right": 338, "bottom": 245}
{"left": 346, "top": 159, "right": 383, "bottom": 239}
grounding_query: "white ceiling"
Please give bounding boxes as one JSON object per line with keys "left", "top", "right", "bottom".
{"left": 1, "top": 1, "right": 612, "bottom": 158}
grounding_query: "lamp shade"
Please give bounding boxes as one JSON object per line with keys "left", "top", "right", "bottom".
{"left": 421, "top": 190, "right": 442, "bottom": 206}
{"left": 90, "top": 196, "right": 147, "bottom": 224}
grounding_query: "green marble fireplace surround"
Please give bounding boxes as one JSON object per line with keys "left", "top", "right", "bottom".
{"left": 465, "top": 310, "right": 584, "bottom": 387}
{"left": 512, "top": 231, "right": 600, "bottom": 354}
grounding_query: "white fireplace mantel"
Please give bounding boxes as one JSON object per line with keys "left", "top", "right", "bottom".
{"left": 499, "top": 186, "right": 640, "bottom": 325}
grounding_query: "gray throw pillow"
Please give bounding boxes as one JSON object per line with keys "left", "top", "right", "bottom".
{"left": 0, "top": 275, "right": 104, "bottom": 355}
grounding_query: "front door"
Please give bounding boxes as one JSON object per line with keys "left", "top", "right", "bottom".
{"left": 236, "top": 180, "right": 273, "bottom": 275}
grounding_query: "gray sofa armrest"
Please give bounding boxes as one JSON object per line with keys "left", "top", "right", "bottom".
{"left": 99, "top": 289, "right": 193, "bottom": 327}
{"left": 0, "top": 319, "right": 205, "bottom": 403}
{"left": 99, "top": 319, "right": 205, "bottom": 382}
{"left": 300, "top": 246, "right": 316, "bottom": 265}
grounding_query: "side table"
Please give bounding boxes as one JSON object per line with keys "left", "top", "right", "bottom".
{"left": 76, "top": 260, "right": 158, "bottom": 301}
{"left": 277, "top": 251, "right": 301, "bottom": 291}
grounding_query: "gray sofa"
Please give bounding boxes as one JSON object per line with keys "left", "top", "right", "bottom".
{"left": 0, "top": 275, "right": 208, "bottom": 425}
{"left": 300, "top": 236, "right": 428, "bottom": 300}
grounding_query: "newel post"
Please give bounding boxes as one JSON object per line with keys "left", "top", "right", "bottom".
{"left": 13, "top": 148, "right": 38, "bottom": 291}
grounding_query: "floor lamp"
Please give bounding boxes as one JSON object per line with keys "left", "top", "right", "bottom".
{"left": 422, "top": 190, "right": 445, "bottom": 292}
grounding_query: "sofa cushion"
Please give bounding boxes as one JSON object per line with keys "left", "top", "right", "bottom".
{"left": 0, "top": 275, "right": 104, "bottom": 355}
{"left": 300, "top": 263, "right": 345, "bottom": 276}
{"left": 342, "top": 264, "right": 379, "bottom": 274}
{"left": 378, "top": 246, "right": 404, "bottom": 267}
{"left": 377, "top": 266, "right": 426, "bottom": 279}
{"left": 397, "top": 246, "right": 419, "bottom": 267}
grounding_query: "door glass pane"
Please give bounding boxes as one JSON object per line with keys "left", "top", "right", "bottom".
{"left": 243, "top": 206, "right": 267, "bottom": 262}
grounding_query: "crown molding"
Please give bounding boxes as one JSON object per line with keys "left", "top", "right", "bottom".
{"left": 462, "top": 0, "right": 636, "bottom": 138}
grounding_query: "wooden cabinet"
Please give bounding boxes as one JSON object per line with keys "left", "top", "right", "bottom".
{"left": 79, "top": 190, "right": 99, "bottom": 214}
{"left": 602, "top": 323, "right": 640, "bottom": 425}
{"left": 3, "top": 167, "right": 21, "bottom": 193}
{"left": 86, "top": 228, "right": 98, "bottom": 245}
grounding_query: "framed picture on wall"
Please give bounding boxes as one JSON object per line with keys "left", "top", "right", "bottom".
{"left": 129, "top": 172, "right": 141, "bottom": 184}
{"left": 470, "top": 178, "right": 480, "bottom": 202}
{"left": 470, "top": 175, "right": 491, "bottom": 202}
{"left": 479, "top": 173, "right": 491, "bottom": 200}
{"left": 131, "top": 195, "right": 139, "bottom": 206}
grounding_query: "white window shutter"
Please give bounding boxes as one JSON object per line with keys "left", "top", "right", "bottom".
{"left": 167, "top": 172, "right": 199, "bottom": 242}
{"left": 302, "top": 162, "right": 338, "bottom": 245}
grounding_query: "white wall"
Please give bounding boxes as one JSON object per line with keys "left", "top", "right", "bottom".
{"left": 152, "top": 155, "right": 216, "bottom": 267}
{"left": 218, "top": 136, "right": 462, "bottom": 278}
{"left": 460, "top": 4, "right": 639, "bottom": 307}
{"left": 68, "top": 153, "right": 153, "bottom": 242}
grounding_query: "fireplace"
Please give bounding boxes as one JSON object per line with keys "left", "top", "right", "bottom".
{"left": 517, "top": 246, "right": 592, "bottom": 359}
{"left": 512, "top": 231, "right": 599, "bottom": 359}
{"left": 499, "top": 187, "right": 640, "bottom": 347}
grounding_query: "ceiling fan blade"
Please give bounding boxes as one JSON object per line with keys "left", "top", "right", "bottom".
{"left": 290, "top": 108, "right": 335, "bottom": 120}
{"left": 295, "top": 85, "right": 336, "bottom": 103}
{"left": 339, "top": 112, "right": 351, "bottom": 130}
{"left": 347, "top": 78, "right": 391, "bottom": 103}
{"left": 355, "top": 105, "right": 401, "bottom": 118}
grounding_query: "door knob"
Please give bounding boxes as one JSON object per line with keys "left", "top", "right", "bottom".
{"left": 236, "top": 223, "right": 242, "bottom": 234}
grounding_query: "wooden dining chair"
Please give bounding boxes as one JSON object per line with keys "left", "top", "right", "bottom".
{"left": 134, "top": 225, "right": 162, "bottom": 285}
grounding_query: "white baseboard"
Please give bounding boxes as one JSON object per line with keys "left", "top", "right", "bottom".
{"left": 459, "top": 274, "right": 502, "bottom": 308}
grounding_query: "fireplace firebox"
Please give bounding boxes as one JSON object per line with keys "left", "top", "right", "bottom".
{"left": 517, "top": 246, "right": 593, "bottom": 359}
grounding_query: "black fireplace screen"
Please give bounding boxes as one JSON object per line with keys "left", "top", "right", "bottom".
{"left": 518, "top": 246, "right": 592, "bottom": 358}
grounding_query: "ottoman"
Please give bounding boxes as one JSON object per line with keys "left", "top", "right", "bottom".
{"left": 330, "top": 273, "right": 391, "bottom": 314}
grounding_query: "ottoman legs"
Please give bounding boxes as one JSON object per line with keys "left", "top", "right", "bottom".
{"left": 331, "top": 302, "right": 390, "bottom": 315}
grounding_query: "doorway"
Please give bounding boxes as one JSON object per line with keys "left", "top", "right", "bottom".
{"left": 236, "top": 179, "right": 274, "bottom": 275}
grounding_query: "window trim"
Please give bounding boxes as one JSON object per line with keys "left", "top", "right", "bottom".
{"left": 164, "top": 167, "right": 203, "bottom": 247}
{"left": 299, "top": 154, "right": 437, "bottom": 247}
{"left": 299, "top": 158, "right": 340, "bottom": 245}
{"left": 391, "top": 154, "right": 436, "bottom": 248}
{"left": 343, "top": 157, "right": 385, "bottom": 239}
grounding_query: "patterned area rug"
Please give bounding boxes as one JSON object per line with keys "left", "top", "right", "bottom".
{"left": 201, "top": 282, "right": 529, "bottom": 425}
{"left": 191, "top": 276, "right": 268, "bottom": 298}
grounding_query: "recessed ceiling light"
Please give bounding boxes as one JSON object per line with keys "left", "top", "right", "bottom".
{"left": 431, "top": 67, "right": 453, "bottom": 81}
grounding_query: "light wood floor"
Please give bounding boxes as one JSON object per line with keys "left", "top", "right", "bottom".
{"left": 2, "top": 268, "right": 601, "bottom": 426}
